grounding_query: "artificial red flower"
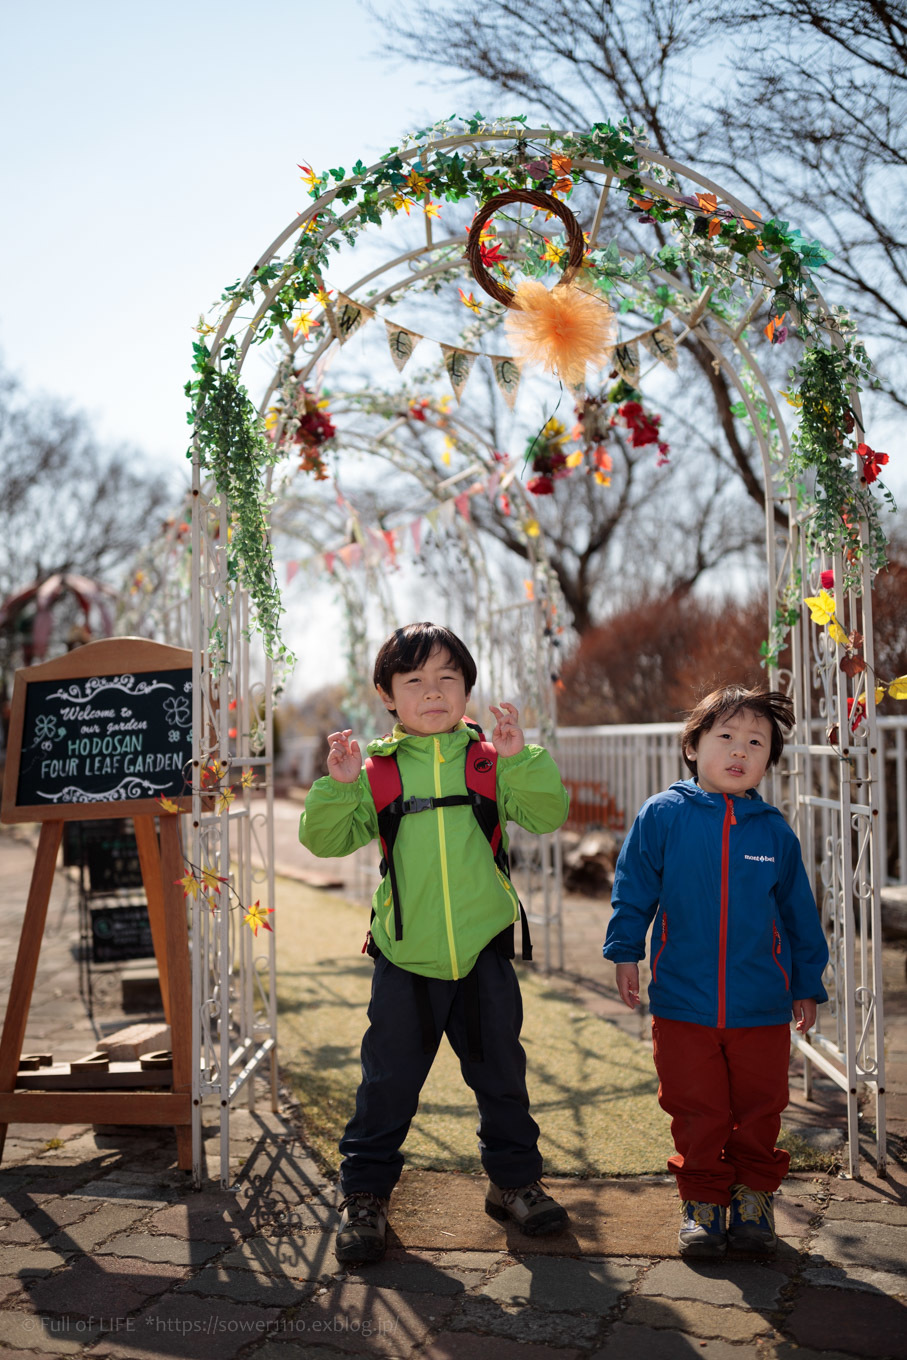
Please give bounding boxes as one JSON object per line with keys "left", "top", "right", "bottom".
{"left": 820, "top": 569, "right": 835, "bottom": 589}
{"left": 856, "top": 443, "right": 889, "bottom": 484}
{"left": 527, "top": 474, "right": 555, "bottom": 495}
{"left": 480, "top": 239, "right": 506, "bottom": 268}
{"left": 846, "top": 695, "right": 867, "bottom": 731}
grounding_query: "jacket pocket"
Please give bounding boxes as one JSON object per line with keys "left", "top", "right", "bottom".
{"left": 652, "top": 909, "right": 668, "bottom": 983}
{"left": 772, "top": 919, "right": 790, "bottom": 990}
{"left": 495, "top": 866, "right": 520, "bottom": 923}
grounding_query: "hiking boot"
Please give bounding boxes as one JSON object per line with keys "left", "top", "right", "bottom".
{"left": 485, "top": 1180, "right": 569, "bottom": 1236}
{"left": 678, "top": 1200, "right": 727, "bottom": 1257}
{"left": 334, "top": 1191, "right": 389, "bottom": 1264}
{"left": 728, "top": 1184, "right": 777, "bottom": 1254}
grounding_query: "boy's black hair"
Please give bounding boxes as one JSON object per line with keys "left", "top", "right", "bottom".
{"left": 681, "top": 685, "right": 795, "bottom": 776}
{"left": 373, "top": 623, "right": 477, "bottom": 716}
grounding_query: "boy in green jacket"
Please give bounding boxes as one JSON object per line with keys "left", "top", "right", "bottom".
{"left": 300, "top": 621, "right": 570, "bottom": 1264}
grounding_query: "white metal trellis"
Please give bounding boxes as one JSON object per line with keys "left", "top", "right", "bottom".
{"left": 184, "top": 122, "right": 889, "bottom": 1183}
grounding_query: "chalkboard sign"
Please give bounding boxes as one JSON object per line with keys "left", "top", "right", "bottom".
{"left": 85, "top": 831, "right": 144, "bottom": 893}
{"left": 2, "top": 638, "right": 194, "bottom": 823}
{"left": 90, "top": 902, "right": 155, "bottom": 963}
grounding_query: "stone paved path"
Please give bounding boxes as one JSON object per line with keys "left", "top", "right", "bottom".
{"left": 1, "top": 818, "right": 906, "bottom": 1359}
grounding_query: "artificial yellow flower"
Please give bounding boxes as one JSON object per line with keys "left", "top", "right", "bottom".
{"left": 298, "top": 164, "right": 321, "bottom": 192}
{"left": 524, "top": 519, "right": 541, "bottom": 538}
{"left": 423, "top": 200, "right": 441, "bottom": 219}
{"left": 540, "top": 238, "right": 566, "bottom": 266}
{"left": 216, "top": 786, "right": 236, "bottom": 814}
{"left": 827, "top": 621, "right": 849, "bottom": 647}
{"left": 157, "top": 795, "right": 180, "bottom": 815}
{"left": 407, "top": 170, "right": 430, "bottom": 195}
{"left": 240, "top": 768, "right": 256, "bottom": 788}
{"left": 201, "top": 866, "right": 228, "bottom": 895}
{"left": 566, "top": 449, "right": 584, "bottom": 468}
{"left": 888, "top": 676, "right": 907, "bottom": 700}
{"left": 176, "top": 872, "right": 200, "bottom": 900}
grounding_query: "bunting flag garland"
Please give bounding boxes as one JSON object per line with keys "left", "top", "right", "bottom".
{"left": 641, "top": 325, "right": 678, "bottom": 370}
{"left": 385, "top": 322, "right": 421, "bottom": 373}
{"left": 613, "top": 340, "right": 640, "bottom": 382}
{"left": 489, "top": 354, "right": 522, "bottom": 408}
{"left": 455, "top": 492, "right": 471, "bottom": 521}
{"left": 440, "top": 344, "right": 478, "bottom": 402}
{"left": 334, "top": 293, "right": 376, "bottom": 344}
{"left": 297, "top": 289, "right": 683, "bottom": 405}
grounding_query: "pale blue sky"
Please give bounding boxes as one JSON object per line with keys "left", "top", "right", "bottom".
{"left": 0, "top": 0, "right": 445, "bottom": 477}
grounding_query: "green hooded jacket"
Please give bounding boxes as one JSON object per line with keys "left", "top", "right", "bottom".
{"left": 298, "top": 721, "right": 569, "bottom": 979}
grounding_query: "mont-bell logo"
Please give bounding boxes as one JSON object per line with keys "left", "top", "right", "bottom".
{"left": 744, "top": 853, "right": 775, "bottom": 863}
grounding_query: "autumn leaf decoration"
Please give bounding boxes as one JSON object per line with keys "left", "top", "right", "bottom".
{"left": 803, "top": 580, "right": 907, "bottom": 738}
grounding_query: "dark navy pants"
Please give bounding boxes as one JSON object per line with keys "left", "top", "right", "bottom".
{"left": 339, "top": 945, "right": 543, "bottom": 1197}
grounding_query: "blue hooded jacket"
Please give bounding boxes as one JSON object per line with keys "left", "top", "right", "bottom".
{"left": 603, "top": 780, "right": 829, "bottom": 1028}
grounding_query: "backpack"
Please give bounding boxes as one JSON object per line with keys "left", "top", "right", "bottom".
{"left": 363, "top": 723, "right": 532, "bottom": 960}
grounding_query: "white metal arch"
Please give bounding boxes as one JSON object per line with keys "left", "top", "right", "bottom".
{"left": 182, "top": 122, "right": 885, "bottom": 1184}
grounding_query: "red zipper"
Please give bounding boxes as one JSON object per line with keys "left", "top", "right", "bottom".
{"left": 718, "top": 795, "right": 736, "bottom": 1027}
{"left": 772, "top": 919, "right": 790, "bottom": 989}
{"left": 652, "top": 910, "right": 668, "bottom": 982}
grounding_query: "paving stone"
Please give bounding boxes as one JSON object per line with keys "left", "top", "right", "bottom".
{"left": 823, "top": 1199, "right": 907, "bottom": 1224}
{"left": 0, "top": 1196, "right": 97, "bottom": 1244}
{"left": 220, "top": 1236, "right": 338, "bottom": 1284}
{"left": 0, "top": 1244, "right": 70, "bottom": 1275}
{"left": 592, "top": 1324, "right": 762, "bottom": 1358}
{"left": 809, "top": 1219, "right": 907, "bottom": 1274}
{"left": 450, "top": 1296, "right": 600, "bottom": 1347}
{"left": 422, "top": 1334, "right": 582, "bottom": 1360}
{"left": 339, "top": 1257, "right": 475, "bottom": 1294}
{"left": 0, "top": 1310, "right": 104, "bottom": 1354}
{"left": 28, "top": 1254, "right": 190, "bottom": 1316}
{"left": 47, "top": 1200, "right": 150, "bottom": 1254}
{"left": 76, "top": 1179, "right": 175, "bottom": 1203}
{"left": 147, "top": 1192, "right": 256, "bottom": 1241}
{"left": 621, "top": 1296, "right": 773, "bottom": 1341}
{"left": 93, "top": 1232, "right": 224, "bottom": 1266}
{"left": 802, "top": 1263, "right": 907, "bottom": 1296}
{"left": 480, "top": 1256, "right": 638, "bottom": 1313}
{"left": 786, "top": 1286, "right": 907, "bottom": 1359}
{"left": 637, "top": 1260, "right": 788, "bottom": 1308}
{"left": 83, "top": 1294, "right": 284, "bottom": 1360}
{"left": 386, "top": 1249, "right": 502, "bottom": 1272}
{"left": 287, "top": 1281, "right": 458, "bottom": 1355}
{"left": 175, "top": 1263, "right": 312, "bottom": 1307}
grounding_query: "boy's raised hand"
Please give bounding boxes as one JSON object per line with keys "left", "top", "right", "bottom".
{"left": 489, "top": 702, "right": 524, "bottom": 758}
{"left": 326, "top": 729, "right": 362, "bottom": 783}
{"left": 615, "top": 963, "right": 640, "bottom": 1010}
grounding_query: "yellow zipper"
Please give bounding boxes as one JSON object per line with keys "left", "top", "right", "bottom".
{"left": 434, "top": 736, "right": 459, "bottom": 978}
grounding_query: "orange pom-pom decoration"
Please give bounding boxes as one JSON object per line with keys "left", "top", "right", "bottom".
{"left": 467, "top": 189, "right": 616, "bottom": 386}
{"left": 505, "top": 279, "right": 616, "bottom": 387}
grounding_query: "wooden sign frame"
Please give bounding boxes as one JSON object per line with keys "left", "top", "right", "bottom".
{"left": 0, "top": 638, "right": 195, "bottom": 1170}
{"left": 2, "top": 637, "right": 193, "bottom": 823}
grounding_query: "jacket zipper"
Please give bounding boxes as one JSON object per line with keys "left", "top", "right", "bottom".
{"left": 772, "top": 919, "right": 790, "bottom": 989}
{"left": 718, "top": 795, "right": 736, "bottom": 1027}
{"left": 652, "top": 909, "right": 668, "bottom": 982}
{"left": 433, "top": 737, "right": 459, "bottom": 979}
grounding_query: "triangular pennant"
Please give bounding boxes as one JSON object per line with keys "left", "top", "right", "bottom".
{"left": 455, "top": 492, "right": 471, "bottom": 521}
{"left": 334, "top": 293, "right": 375, "bottom": 345}
{"left": 383, "top": 528, "right": 398, "bottom": 567}
{"left": 439, "top": 498, "right": 457, "bottom": 526}
{"left": 612, "top": 339, "right": 640, "bottom": 382}
{"left": 323, "top": 552, "right": 335, "bottom": 575}
{"left": 440, "top": 344, "right": 477, "bottom": 403}
{"left": 411, "top": 518, "right": 422, "bottom": 555}
{"left": 641, "top": 325, "right": 678, "bottom": 370}
{"left": 337, "top": 543, "right": 362, "bottom": 568}
{"left": 286, "top": 561, "right": 299, "bottom": 585}
{"left": 425, "top": 507, "right": 442, "bottom": 536}
{"left": 385, "top": 322, "right": 421, "bottom": 373}
{"left": 489, "top": 354, "right": 522, "bottom": 409}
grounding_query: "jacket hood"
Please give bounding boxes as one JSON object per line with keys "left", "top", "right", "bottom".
{"left": 366, "top": 718, "right": 479, "bottom": 758}
{"left": 668, "top": 778, "right": 775, "bottom": 818}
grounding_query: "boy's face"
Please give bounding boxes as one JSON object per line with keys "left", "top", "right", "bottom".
{"left": 377, "top": 646, "right": 469, "bottom": 737}
{"left": 685, "top": 707, "right": 773, "bottom": 796}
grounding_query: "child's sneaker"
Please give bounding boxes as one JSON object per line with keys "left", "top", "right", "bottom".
{"left": 728, "top": 1184, "right": 777, "bottom": 1253}
{"left": 678, "top": 1200, "right": 727, "bottom": 1256}
{"left": 485, "top": 1179, "right": 569, "bottom": 1236}
{"left": 334, "top": 1191, "right": 389, "bottom": 1264}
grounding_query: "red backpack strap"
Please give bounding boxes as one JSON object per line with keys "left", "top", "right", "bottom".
{"left": 364, "top": 752, "right": 405, "bottom": 942}
{"left": 464, "top": 736, "right": 504, "bottom": 863}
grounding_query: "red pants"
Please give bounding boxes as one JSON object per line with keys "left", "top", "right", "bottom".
{"left": 652, "top": 1016, "right": 791, "bottom": 1205}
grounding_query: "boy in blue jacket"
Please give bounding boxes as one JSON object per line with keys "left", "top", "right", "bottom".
{"left": 603, "top": 686, "right": 828, "bottom": 1257}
